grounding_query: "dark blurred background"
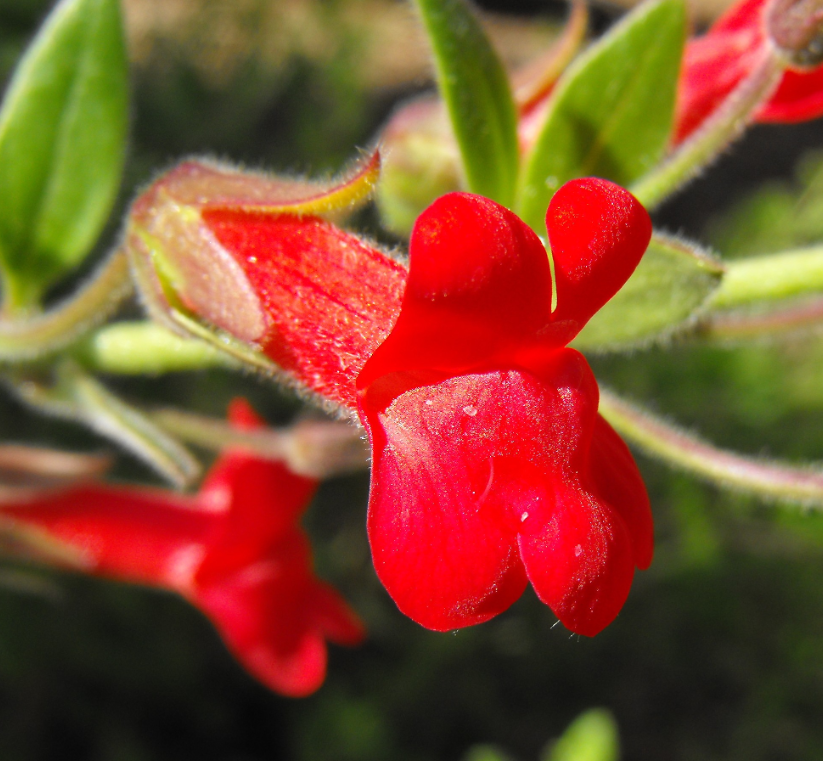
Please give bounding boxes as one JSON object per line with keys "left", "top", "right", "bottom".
{"left": 4, "top": 0, "right": 823, "bottom": 759}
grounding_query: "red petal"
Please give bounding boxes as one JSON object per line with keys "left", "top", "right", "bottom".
{"left": 203, "top": 210, "right": 406, "bottom": 410}
{"left": 0, "top": 486, "right": 215, "bottom": 589}
{"left": 710, "top": 0, "right": 767, "bottom": 34}
{"left": 674, "top": 0, "right": 766, "bottom": 143}
{"left": 194, "top": 531, "right": 332, "bottom": 697}
{"left": 589, "top": 415, "right": 654, "bottom": 570}
{"left": 196, "top": 452, "right": 317, "bottom": 584}
{"left": 360, "top": 350, "right": 602, "bottom": 631}
{"left": 310, "top": 583, "right": 367, "bottom": 646}
{"left": 362, "top": 372, "right": 535, "bottom": 631}
{"left": 358, "top": 193, "right": 557, "bottom": 390}
{"left": 759, "top": 66, "right": 823, "bottom": 121}
{"left": 547, "top": 179, "right": 651, "bottom": 334}
{"left": 675, "top": 31, "right": 763, "bottom": 143}
{"left": 226, "top": 397, "right": 265, "bottom": 429}
{"left": 195, "top": 396, "right": 318, "bottom": 582}
{"left": 517, "top": 483, "right": 636, "bottom": 637}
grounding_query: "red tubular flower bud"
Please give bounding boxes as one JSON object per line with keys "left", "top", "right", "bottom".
{"left": 202, "top": 209, "right": 405, "bottom": 408}
{"left": 126, "top": 152, "right": 404, "bottom": 403}
{"left": 0, "top": 400, "right": 364, "bottom": 697}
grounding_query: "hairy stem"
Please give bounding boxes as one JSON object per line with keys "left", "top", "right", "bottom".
{"left": 152, "top": 408, "right": 369, "bottom": 479}
{"left": 708, "top": 244, "right": 823, "bottom": 310}
{"left": 631, "top": 50, "right": 783, "bottom": 209}
{"left": 0, "top": 251, "right": 133, "bottom": 361}
{"left": 599, "top": 388, "right": 823, "bottom": 507}
{"left": 7, "top": 360, "right": 200, "bottom": 488}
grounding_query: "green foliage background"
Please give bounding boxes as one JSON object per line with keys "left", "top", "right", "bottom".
{"left": 3, "top": 1, "right": 823, "bottom": 759}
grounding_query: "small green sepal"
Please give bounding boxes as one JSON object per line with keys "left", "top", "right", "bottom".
{"left": 574, "top": 232, "right": 725, "bottom": 351}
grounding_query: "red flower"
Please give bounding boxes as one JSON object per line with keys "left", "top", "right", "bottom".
{"left": 355, "top": 183, "right": 653, "bottom": 635}
{"left": 0, "top": 400, "right": 364, "bottom": 697}
{"left": 128, "top": 162, "right": 654, "bottom": 636}
{"left": 676, "top": 0, "right": 823, "bottom": 143}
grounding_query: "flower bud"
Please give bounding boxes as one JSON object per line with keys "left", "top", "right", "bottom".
{"left": 376, "top": 97, "right": 462, "bottom": 237}
{"left": 767, "top": 0, "right": 823, "bottom": 68}
{"left": 126, "top": 153, "right": 383, "bottom": 370}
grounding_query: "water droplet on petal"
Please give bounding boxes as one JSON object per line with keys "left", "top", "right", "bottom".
{"left": 574, "top": 544, "right": 583, "bottom": 557}
{"left": 463, "top": 405, "right": 478, "bottom": 417}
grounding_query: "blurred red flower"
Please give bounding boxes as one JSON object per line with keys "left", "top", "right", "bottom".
{"left": 676, "top": 0, "right": 823, "bottom": 143}
{"left": 0, "top": 399, "right": 364, "bottom": 697}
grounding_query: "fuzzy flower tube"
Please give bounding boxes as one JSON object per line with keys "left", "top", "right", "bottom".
{"left": 127, "top": 158, "right": 654, "bottom": 636}
{"left": 0, "top": 400, "right": 364, "bottom": 697}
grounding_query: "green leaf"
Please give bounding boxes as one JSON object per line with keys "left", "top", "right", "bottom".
{"left": 517, "top": 0, "right": 685, "bottom": 234}
{"left": 573, "top": 233, "right": 725, "bottom": 351}
{"left": 413, "top": 0, "right": 519, "bottom": 206}
{"left": 542, "top": 709, "right": 619, "bottom": 761}
{"left": 0, "top": 0, "right": 128, "bottom": 311}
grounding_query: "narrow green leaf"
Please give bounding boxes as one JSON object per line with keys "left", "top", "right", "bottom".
{"left": 517, "top": 0, "right": 685, "bottom": 233}
{"left": 543, "top": 709, "right": 619, "bottom": 761}
{"left": 413, "top": 0, "right": 519, "bottom": 206}
{"left": 573, "top": 233, "right": 724, "bottom": 351}
{"left": 0, "top": 0, "right": 128, "bottom": 310}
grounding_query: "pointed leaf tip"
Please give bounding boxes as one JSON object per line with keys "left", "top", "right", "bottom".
{"left": 413, "top": 0, "right": 519, "bottom": 205}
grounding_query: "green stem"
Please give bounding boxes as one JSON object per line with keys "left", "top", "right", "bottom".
{"left": 7, "top": 360, "right": 200, "bottom": 488}
{"left": 701, "top": 296, "right": 823, "bottom": 340}
{"left": 77, "top": 321, "right": 237, "bottom": 375}
{"left": 599, "top": 388, "right": 823, "bottom": 507}
{"left": 707, "top": 244, "right": 823, "bottom": 310}
{"left": 152, "top": 408, "right": 368, "bottom": 478}
{"left": 0, "top": 250, "right": 133, "bottom": 361}
{"left": 630, "top": 50, "right": 783, "bottom": 209}
{"left": 0, "top": 268, "right": 43, "bottom": 319}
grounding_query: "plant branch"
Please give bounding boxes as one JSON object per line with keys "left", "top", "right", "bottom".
{"left": 152, "top": 408, "right": 369, "bottom": 479}
{"left": 6, "top": 360, "right": 200, "bottom": 487}
{"left": 699, "top": 296, "right": 823, "bottom": 340}
{"left": 599, "top": 388, "right": 823, "bottom": 507}
{"left": 707, "top": 244, "right": 823, "bottom": 310}
{"left": 0, "top": 250, "right": 133, "bottom": 361}
{"left": 630, "top": 49, "right": 783, "bottom": 209}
